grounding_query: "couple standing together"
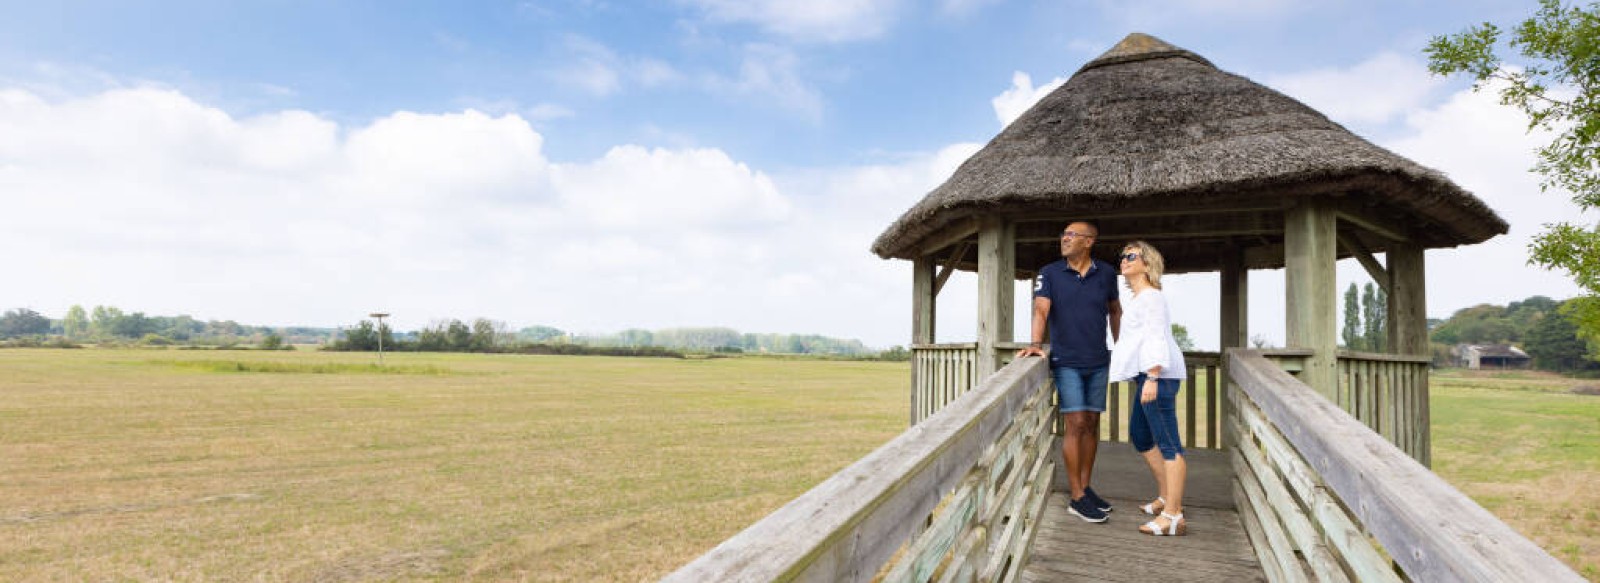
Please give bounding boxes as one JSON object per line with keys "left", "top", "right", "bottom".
{"left": 1016, "top": 221, "right": 1189, "bottom": 536}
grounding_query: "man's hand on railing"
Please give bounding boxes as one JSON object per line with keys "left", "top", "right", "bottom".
{"left": 1016, "top": 343, "right": 1046, "bottom": 358}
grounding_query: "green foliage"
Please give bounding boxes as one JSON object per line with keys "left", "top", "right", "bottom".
{"left": 1431, "top": 303, "right": 1523, "bottom": 345}
{"left": 261, "top": 333, "right": 284, "bottom": 350}
{"left": 1342, "top": 284, "right": 1362, "bottom": 349}
{"left": 876, "top": 345, "right": 911, "bottom": 361}
{"left": 1362, "top": 283, "right": 1388, "bottom": 352}
{"left": 517, "top": 325, "right": 566, "bottom": 342}
{"left": 1525, "top": 300, "right": 1597, "bottom": 370}
{"left": 0, "top": 308, "right": 52, "bottom": 338}
{"left": 1427, "top": 1, "right": 1600, "bottom": 339}
{"left": 62, "top": 305, "right": 88, "bottom": 339}
{"left": 335, "top": 320, "right": 393, "bottom": 351}
{"left": 1432, "top": 294, "right": 1599, "bottom": 371}
{"left": 1170, "top": 324, "right": 1195, "bottom": 351}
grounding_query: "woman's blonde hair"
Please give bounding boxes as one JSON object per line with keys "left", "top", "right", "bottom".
{"left": 1122, "top": 240, "right": 1165, "bottom": 290}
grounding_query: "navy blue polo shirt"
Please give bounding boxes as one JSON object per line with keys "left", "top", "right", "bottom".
{"left": 1033, "top": 258, "right": 1119, "bottom": 368}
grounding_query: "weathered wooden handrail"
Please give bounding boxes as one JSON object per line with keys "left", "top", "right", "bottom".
{"left": 663, "top": 355, "right": 1054, "bottom": 582}
{"left": 1334, "top": 351, "right": 1431, "bottom": 465}
{"left": 1227, "top": 349, "right": 1582, "bottom": 582}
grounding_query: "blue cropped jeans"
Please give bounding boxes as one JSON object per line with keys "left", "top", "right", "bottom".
{"left": 1128, "top": 373, "right": 1185, "bottom": 460}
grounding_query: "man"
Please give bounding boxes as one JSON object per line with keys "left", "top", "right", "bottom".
{"left": 1017, "top": 221, "right": 1122, "bottom": 523}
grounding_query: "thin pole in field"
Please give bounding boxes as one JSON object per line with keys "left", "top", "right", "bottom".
{"left": 369, "top": 312, "right": 390, "bottom": 365}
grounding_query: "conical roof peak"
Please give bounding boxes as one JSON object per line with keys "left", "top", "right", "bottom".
{"left": 1079, "top": 32, "right": 1213, "bottom": 73}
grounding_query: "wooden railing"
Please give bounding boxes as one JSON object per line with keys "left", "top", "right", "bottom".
{"left": 1103, "top": 351, "right": 1223, "bottom": 449}
{"left": 1335, "top": 351, "right": 1431, "bottom": 466}
{"left": 912, "top": 345, "right": 1226, "bottom": 449}
{"left": 1227, "top": 350, "right": 1582, "bottom": 582}
{"left": 664, "top": 356, "right": 1054, "bottom": 582}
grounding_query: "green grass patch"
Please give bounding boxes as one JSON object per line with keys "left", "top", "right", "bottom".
{"left": 1431, "top": 368, "right": 1600, "bottom": 579}
{"left": 150, "top": 359, "right": 454, "bottom": 375}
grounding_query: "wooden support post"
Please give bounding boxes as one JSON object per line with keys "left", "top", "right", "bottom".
{"left": 1387, "top": 243, "right": 1429, "bottom": 467}
{"left": 1220, "top": 246, "right": 1248, "bottom": 448}
{"left": 913, "top": 256, "right": 937, "bottom": 426}
{"left": 1387, "top": 245, "right": 1426, "bottom": 356}
{"left": 976, "top": 218, "right": 1015, "bottom": 380}
{"left": 1285, "top": 201, "right": 1338, "bottom": 399}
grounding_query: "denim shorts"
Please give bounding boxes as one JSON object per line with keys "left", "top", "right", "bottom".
{"left": 1052, "top": 366, "right": 1108, "bottom": 413}
{"left": 1128, "top": 373, "right": 1185, "bottom": 460}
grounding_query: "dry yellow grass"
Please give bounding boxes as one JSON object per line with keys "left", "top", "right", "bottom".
{"left": 0, "top": 349, "right": 906, "bottom": 581}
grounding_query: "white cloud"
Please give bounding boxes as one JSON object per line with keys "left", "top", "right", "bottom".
{"left": 704, "top": 44, "right": 824, "bottom": 121}
{"left": 551, "top": 37, "right": 685, "bottom": 96}
{"left": 682, "top": 0, "right": 903, "bottom": 43}
{"left": 992, "top": 71, "right": 1066, "bottom": 127}
{"left": 556, "top": 58, "right": 623, "bottom": 96}
{"left": 0, "top": 84, "right": 966, "bottom": 347}
{"left": 1264, "top": 52, "right": 1445, "bottom": 126}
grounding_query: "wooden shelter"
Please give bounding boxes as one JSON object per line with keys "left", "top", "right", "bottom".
{"left": 872, "top": 33, "right": 1507, "bottom": 419}
{"left": 665, "top": 33, "right": 1584, "bottom": 583}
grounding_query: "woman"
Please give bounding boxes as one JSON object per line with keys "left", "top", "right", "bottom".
{"left": 1108, "top": 241, "right": 1189, "bottom": 536}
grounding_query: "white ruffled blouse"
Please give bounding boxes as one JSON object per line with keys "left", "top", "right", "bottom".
{"left": 1109, "top": 287, "right": 1187, "bottom": 382}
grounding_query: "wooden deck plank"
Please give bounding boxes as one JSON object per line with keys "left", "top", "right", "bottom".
{"left": 1022, "top": 442, "right": 1264, "bottom": 582}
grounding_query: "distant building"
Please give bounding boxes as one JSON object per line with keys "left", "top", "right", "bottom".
{"left": 1455, "top": 344, "right": 1532, "bottom": 369}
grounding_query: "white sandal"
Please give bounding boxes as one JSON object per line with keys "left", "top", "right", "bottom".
{"left": 1140, "top": 497, "right": 1165, "bottom": 515}
{"left": 1140, "top": 512, "right": 1186, "bottom": 536}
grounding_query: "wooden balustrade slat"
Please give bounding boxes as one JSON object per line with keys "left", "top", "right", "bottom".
{"left": 1236, "top": 396, "right": 1402, "bottom": 583}
{"left": 1233, "top": 479, "right": 1293, "bottom": 583}
{"left": 1207, "top": 365, "right": 1219, "bottom": 448}
{"left": 1232, "top": 412, "right": 1352, "bottom": 583}
{"left": 1185, "top": 367, "right": 1198, "bottom": 447}
{"left": 1232, "top": 456, "right": 1311, "bottom": 583}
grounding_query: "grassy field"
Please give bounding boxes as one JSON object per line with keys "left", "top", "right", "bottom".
{"left": 1430, "top": 368, "right": 1600, "bottom": 580}
{"left": 0, "top": 349, "right": 906, "bottom": 581}
{"left": 4, "top": 349, "right": 1597, "bottom": 581}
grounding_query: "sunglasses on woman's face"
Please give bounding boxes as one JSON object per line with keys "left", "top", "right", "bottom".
{"left": 1121, "top": 253, "right": 1142, "bottom": 263}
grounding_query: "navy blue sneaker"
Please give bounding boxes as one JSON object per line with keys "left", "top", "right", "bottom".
{"left": 1084, "top": 487, "right": 1113, "bottom": 513}
{"left": 1068, "top": 495, "right": 1109, "bottom": 523}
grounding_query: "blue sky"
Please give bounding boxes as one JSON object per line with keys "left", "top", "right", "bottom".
{"left": 0, "top": 0, "right": 1590, "bottom": 348}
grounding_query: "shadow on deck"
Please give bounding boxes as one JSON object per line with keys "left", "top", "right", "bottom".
{"left": 1022, "top": 441, "right": 1263, "bottom": 582}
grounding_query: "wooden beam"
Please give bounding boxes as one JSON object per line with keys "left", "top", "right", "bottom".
{"left": 1013, "top": 212, "right": 1284, "bottom": 243}
{"left": 1008, "top": 200, "right": 1294, "bottom": 224}
{"left": 1334, "top": 205, "right": 1410, "bottom": 242}
{"left": 1336, "top": 231, "right": 1390, "bottom": 294}
{"left": 1285, "top": 200, "right": 1338, "bottom": 398}
{"left": 917, "top": 218, "right": 979, "bottom": 256}
{"left": 933, "top": 242, "right": 969, "bottom": 296}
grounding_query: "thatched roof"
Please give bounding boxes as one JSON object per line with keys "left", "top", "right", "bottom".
{"left": 871, "top": 33, "right": 1508, "bottom": 275}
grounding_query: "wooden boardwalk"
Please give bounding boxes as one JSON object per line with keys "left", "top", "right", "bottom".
{"left": 1021, "top": 442, "right": 1263, "bottom": 582}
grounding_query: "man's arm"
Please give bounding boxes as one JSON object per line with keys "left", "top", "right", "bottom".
{"left": 1108, "top": 299, "right": 1123, "bottom": 342}
{"left": 1018, "top": 297, "right": 1051, "bottom": 357}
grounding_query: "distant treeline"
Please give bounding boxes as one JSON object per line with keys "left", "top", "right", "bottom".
{"left": 0, "top": 306, "right": 905, "bottom": 359}
{"left": 324, "top": 318, "right": 900, "bottom": 359}
{"left": 0, "top": 305, "right": 330, "bottom": 347}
